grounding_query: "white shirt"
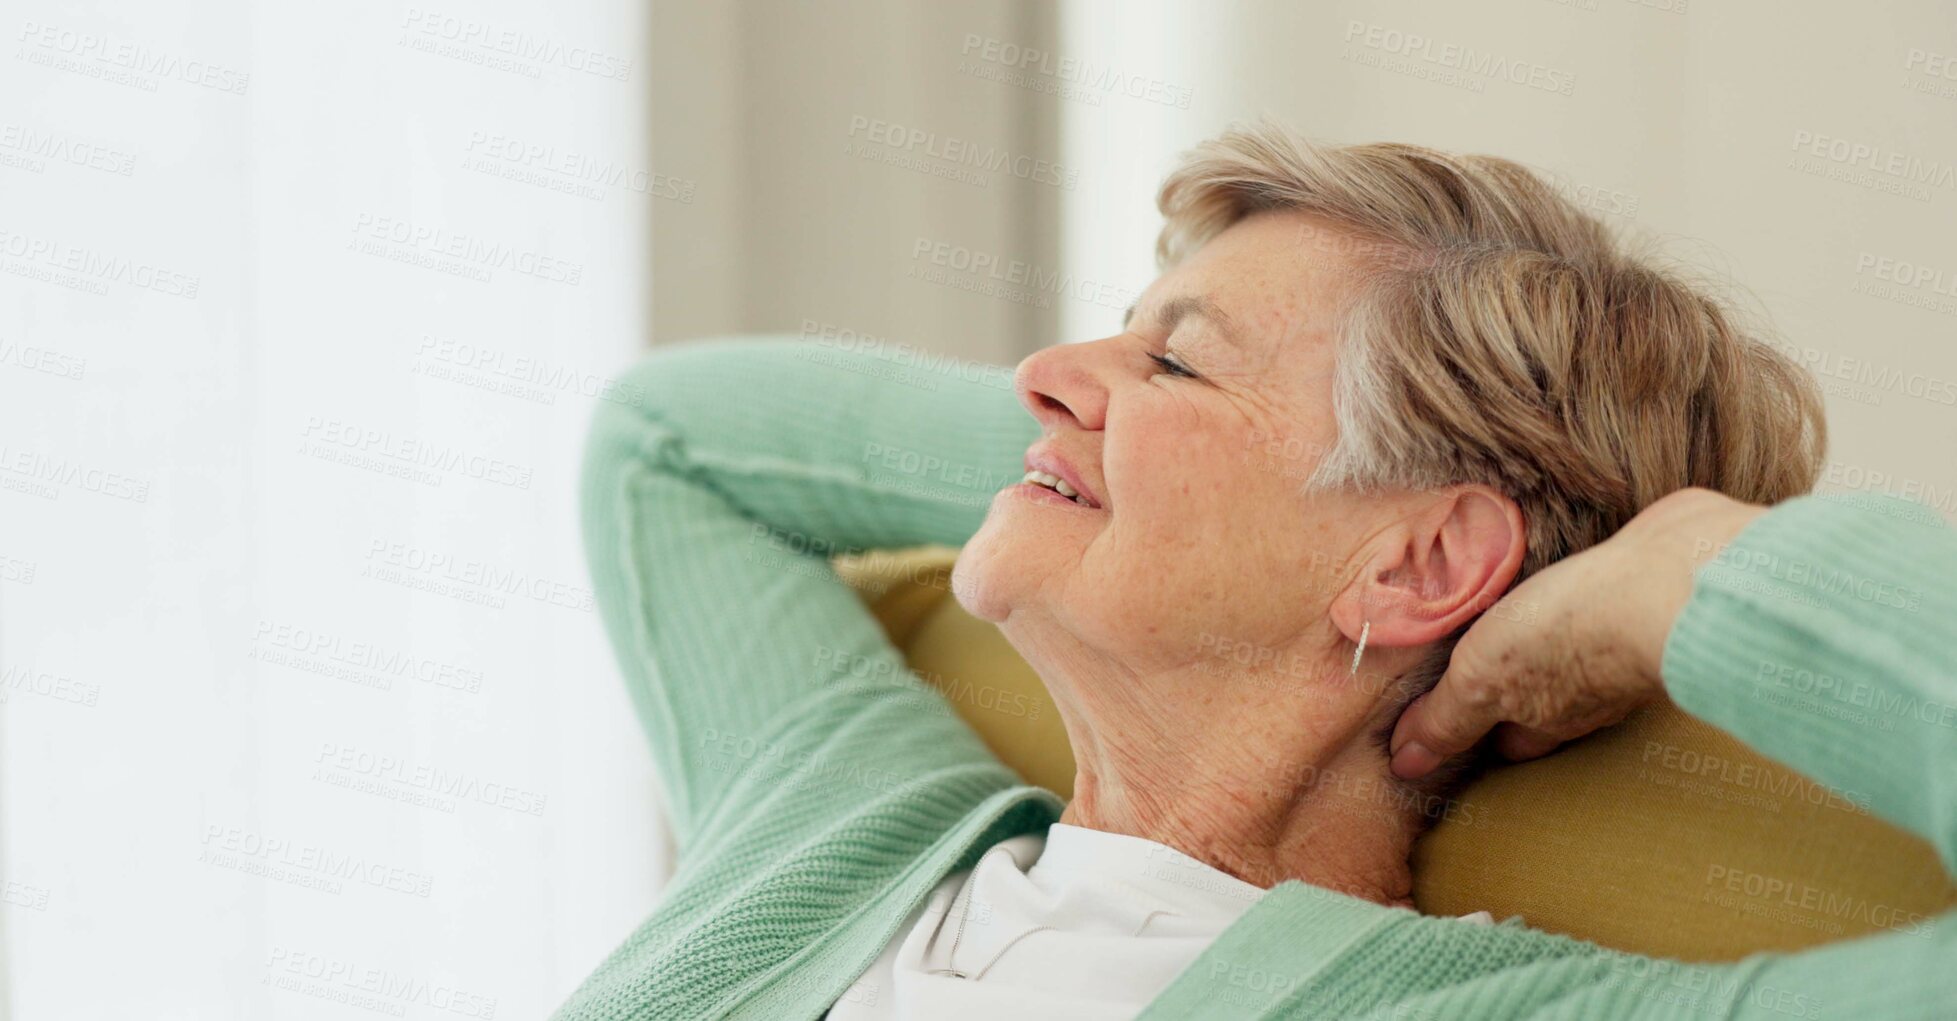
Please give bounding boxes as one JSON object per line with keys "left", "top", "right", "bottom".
{"left": 826, "top": 823, "right": 1494, "bottom": 1020}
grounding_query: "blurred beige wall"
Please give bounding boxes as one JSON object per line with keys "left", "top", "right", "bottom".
{"left": 655, "top": 0, "right": 1957, "bottom": 519}
{"left": 652, "top": 0, "right": 1061, "bottom": 366}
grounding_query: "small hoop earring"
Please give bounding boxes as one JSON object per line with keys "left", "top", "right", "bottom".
{"left": 1349, "top": 619, "right": 1370, "bottom": 677}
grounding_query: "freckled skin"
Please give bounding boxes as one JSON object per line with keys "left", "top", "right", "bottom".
{"left": 946, "top": 210, "right": 1763, "bottom": 898}
{"left": 948, "top": 210, "right": 1522, "bottom": 902}
{"left": 957, "top": 210, "right": 1370, "bottom": 671}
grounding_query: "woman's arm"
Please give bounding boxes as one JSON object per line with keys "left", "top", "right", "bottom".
{"left": 1390, "top": 487, "right": 1957, "bottom": 1015}
{"left": 579, "top": 335, "right": 1036, "bottom": 852}
{"left": 1659, "top": 491, "right": 1957, "bottom": 875}
{"left": 1390, "top": 487, "right": 1957, "bottom": 873}
{"left": 1660, "top": 491, "right": 1957, "bottom": 1015}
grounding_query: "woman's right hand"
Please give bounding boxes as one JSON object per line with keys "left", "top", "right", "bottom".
{"left": 1388, "top": 487, "right": 1768, "bottom": 780}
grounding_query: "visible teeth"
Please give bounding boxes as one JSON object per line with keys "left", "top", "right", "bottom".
{"left": 1022, "top": 470, "right": 1089, "bottom": 506}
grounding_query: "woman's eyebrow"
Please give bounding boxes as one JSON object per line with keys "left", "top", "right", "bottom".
{"left": 1123, "top": 295, "right": 1245, "bottom": 349}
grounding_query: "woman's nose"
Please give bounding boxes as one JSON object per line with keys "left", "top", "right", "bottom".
{"left": 1015, "top": 341, "right": 1111, "bottom": 432}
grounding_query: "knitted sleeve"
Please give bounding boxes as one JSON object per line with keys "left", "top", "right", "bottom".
{"left": 1648, "top": 491, "right": 1957, "bottom": 1017}
{"left": 577, "top": 335, "right": 1037, "bottom": 853}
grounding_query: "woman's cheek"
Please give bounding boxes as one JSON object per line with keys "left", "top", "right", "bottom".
{"left": 1067, "top": 570, "right": 1212, "bottom": 668}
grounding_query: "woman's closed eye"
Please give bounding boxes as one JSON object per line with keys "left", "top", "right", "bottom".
{"left": 1150, "top": 351, "right": 1200, "bottom": 379}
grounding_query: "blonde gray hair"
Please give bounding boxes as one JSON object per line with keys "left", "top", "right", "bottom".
{"left": 1158, "top": 123, "right": 1826, "bottom": 580}
{"left": 1157, "top": 124, "right": 1828, "bottom": 799}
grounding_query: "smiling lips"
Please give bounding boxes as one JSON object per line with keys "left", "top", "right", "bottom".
{"left": 1021, "top": 469, "right": 1092, "bottom": 506}
{"left": 1020, "top": 447, "right": 1102, "bottom": 509}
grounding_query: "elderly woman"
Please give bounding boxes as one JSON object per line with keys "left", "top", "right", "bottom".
{"left": 553, "top": 125, "right": 1955, "bottom": 1019}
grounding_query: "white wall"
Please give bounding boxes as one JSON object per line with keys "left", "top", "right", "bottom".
{"left": 0, "top": 2, "right": 665, "bottom": 1018}
{"left": 1056, "top": 3, "right": 1230, "bottom": 345}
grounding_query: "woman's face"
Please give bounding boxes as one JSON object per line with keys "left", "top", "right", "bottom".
{"left": 956, "top": 210, "right": 1380, "bottom": 673}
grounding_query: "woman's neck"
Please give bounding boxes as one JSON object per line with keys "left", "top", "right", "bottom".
{"left": 1024, "top": 629, "right": 1425, "bottom": 908}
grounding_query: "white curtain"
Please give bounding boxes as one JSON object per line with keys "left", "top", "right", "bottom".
{"left": 1, "top": 2, "right": 664, "bottom": 1017}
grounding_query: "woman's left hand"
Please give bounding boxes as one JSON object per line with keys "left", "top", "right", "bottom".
{"left": 1387, "top": 487, "right": 1767, "bottom": 780}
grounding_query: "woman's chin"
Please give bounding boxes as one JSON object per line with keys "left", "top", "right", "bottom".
{"left": 957, "top": 490, "right": 1096, "bottom": 623}
{"left": 951, "top": 514, "right": 1040, "bottom": 624}
{"left": 950, "top": 542, "right": 1010, "bottom": 623}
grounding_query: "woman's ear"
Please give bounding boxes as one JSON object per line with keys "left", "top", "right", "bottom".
{"left": 1330, "top": 486, "right": 1527, "bottom": 649}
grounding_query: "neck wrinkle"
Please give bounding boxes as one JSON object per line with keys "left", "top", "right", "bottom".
{"left": 1029, "top": 632, "right": 1425, "bottom": 910}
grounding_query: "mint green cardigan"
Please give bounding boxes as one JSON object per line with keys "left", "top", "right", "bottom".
{"left": 555, "top": 336, "right": 1957, "bottom": 1020}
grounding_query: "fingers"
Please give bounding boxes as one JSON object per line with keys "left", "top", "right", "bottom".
{"left": 1388, "top": 681, "right": 1507, "bottom": 780}
{"left": 1493, "top": 723, "right": 1563, "bottom": 762}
